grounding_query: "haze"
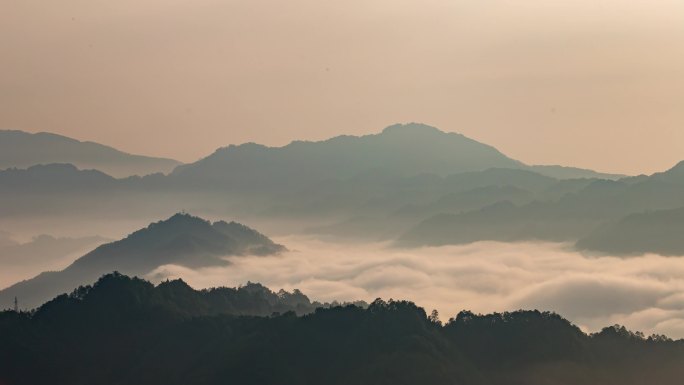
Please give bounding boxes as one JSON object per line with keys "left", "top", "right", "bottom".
{"left": 3, "top": 0, "right": 684, "bottom": 175}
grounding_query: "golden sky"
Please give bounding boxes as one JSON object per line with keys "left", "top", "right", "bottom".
{"left": 2, "top": 0, "right": 683, "bottom": 174}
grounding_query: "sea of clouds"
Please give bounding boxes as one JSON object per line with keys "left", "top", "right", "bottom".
{"left": 149, "top": 236, "right": 684, "bottom": 338}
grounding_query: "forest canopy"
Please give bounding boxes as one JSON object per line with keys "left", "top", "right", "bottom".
{"left": 1, "top": 273, "right": 683, "bottom": 385}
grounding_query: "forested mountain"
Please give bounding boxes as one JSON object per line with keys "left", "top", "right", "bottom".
{"left": 0, "top": 214, "right": 285, "bottom": 309}
{"left": 1, "top": 273, "right": 681, "bottom": 385}
{"left": 0, "top": 130, "right": 181, "bottom": 177}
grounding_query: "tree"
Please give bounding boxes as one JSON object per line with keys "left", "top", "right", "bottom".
{"left": 429, "top": 309, "right": 441, "bottom": 325}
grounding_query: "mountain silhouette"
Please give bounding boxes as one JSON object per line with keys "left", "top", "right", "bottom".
{"left": 0, "top": 213, "right": 285, "bottom": 309}
{"left": 170, "top": 123, "right": 522, "bottom": 190}
{"left": 0, "top": 123, "right": 647, "bottom": 246}
{"left": 0, "top": 130, "right": 181, "bottom": 177}
{"left": 647, "top": 160, "right": 684, "bottom": 184}
{"left": 396, "top": 160, "right": 684, "bottom": 249}
{"left": 36, "top": 272, "right": 327, "bottom": 318}
{"left": 577, "top": 206, "right": 684, "bottom": 256}
{"left": 2, "top": 273, "right": 682, "bottom": 385}
{"left": 171, "top": 123, "right": 619, "bottom": 188}
{"left": 0, "top": 163, "right": 117, "bottom": 192}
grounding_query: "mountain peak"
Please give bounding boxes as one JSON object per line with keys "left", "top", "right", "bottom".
{"left": 157, "top": 212, "right": 210, "bottom": 227}
{"left": 380, "top": 123, "right": 445, "bottom": 135}
{"left": 0, "top": 214, "right": 285, "bottom": 309}
{"left": 110, "top": 213, "right": 286, "bottom": 259}
{"left": 172, "top": 123, "right": 521, "bottom": 184}
{"left": 128, "top": 213, "right": 213, "bottom": 242}
{"left": 67, "top": 212, "right": 285, "bottom": 277}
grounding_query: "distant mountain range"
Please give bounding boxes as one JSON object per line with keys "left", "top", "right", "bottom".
{"left": 0, "top": 130, "right": 181, "bottom": 177}
{"left": 397, "top": 161, "right": 684, "bottom": 252}
{"left": 171, "top": 123, "right": 623, "bottom": 187}
{"left": 1, "top": 123, "right": 682, "bottom": 256}
{"left": 576, "top": 206, "right": 684, "bottom": 256}
{"left": 0, "top": 214, "right": 285, "bottom": 309}
{"left": 0, "top": 124, "right": 625, "bottom": 217}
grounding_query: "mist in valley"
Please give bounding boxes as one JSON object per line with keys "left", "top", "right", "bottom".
{"left": 4, "top": 1, "right": 684, "bottom": 382}
{"left": 144, "top": 235, "right": 684, "bottom": 339}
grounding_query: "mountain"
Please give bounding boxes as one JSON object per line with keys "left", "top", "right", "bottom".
{"left": 397, "top": 161, "right": 684, "bottom": 249}
{"left": 171, "top": 123, "right": 623, "bottom": 189}
{"left": 0, "top": 123, "right": 646, "bottom": 244}
{"left": 395, "top": 201, "right": 569, "bottom": 247}
{"left": 0, "top": 163, "right": 117, "bottom": 193}
{"left": 648, "top": 160, "right": 684, "bottom": 185}
{"left": 37, "top": 272, "right": 332, "bottom": 318}
{"left": 170, "top": 123, "right": 524, "bottom": 189}
{"left": 0, "top": 163, "right": 178, "bottom": 220}
{"left": 529, "top": 164, "right": 625, "bottom": 180}
{"left": 1, "top": 273, "right": 682, "bottom": 385}
{"left": 0, "top": 130, "right": 181, "bottom": 177}
{"left": 395, "top": 196, "right": 619, "bottom": 248}
{"left": 0, "top": 125, "right": 527, "bottom": 225}
{"left": 308, "top": 169, "right": 555, "bottom": 241}
{"left": 577, "top": 207, "right": 684, "bottom": 256}
{"left": 0, "top": 214, "right": 285, "bottom": 309}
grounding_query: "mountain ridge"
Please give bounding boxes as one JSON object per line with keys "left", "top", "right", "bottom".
{"left": 0, "top": 213, "right": 285, "bottom": 309}
{"left": 0, "top": 130, "right": 181, "bottom": 177}
{"left": 170, "top": 123, "right": 623, "bottom": 187}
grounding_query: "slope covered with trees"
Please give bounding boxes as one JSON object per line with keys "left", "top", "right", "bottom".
{"left": 1, "top": 273, "right": 682, "bottom": 385}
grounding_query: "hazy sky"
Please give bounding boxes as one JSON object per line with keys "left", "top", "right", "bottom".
{"left": 2, "top": 0, "right": 684, "bottom": 174}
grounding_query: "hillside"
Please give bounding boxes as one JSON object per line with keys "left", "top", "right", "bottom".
{"left": 1, "top": 273, "right": 682, "bottom": 385}
{"left": 397, "top": 165, "right": 684, "bottom": 249}
{"left": 170, "top": 123, "right": 523, "bottom": 190}
{"left": 577, "top": 207, "right": 684, "bottom": 256}
{"left": 171, "top": 123, "right": 617, "bottom": 188}
{"left": 0, "top": 214, "right": 285, "bottom": 309}
{"left": 0, "top": 163, "right": 117, "bottom": 193}
{"left": 0, "top": 130, "right": 181, "bottom": 177}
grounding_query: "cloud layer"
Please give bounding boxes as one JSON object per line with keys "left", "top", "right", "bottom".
{"left": 149, "top": 236, "right": 684, "bottom": 338}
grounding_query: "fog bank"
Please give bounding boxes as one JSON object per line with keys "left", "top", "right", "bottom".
{"left": 150, "top": 237, "right": 684, "bottom": 338}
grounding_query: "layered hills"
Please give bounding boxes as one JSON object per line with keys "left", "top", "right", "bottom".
{"left": 0, "top": 130, "right": 180, "bottom": 177}
{"left": 0, "top": 214, "right": 285, "bottom": 309}
{"left": 2, "top": 123, "right": 681, "bottom": 256}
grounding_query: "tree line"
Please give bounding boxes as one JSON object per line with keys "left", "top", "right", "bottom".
{"left": 1, "top": 272, "right": 682, "bottom": 385}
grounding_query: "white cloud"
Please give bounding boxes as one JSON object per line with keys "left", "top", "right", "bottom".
{"left": 148, "top": 236, "right": 684, "bottom": 338}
